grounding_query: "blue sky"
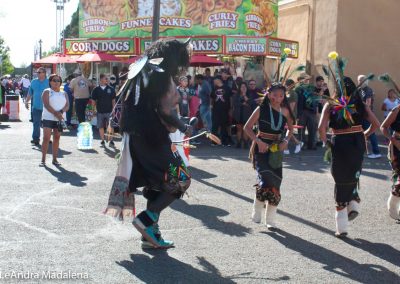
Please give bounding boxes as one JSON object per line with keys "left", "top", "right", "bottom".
{"left": 0, "top": 0, "right": 79, "bottom": 67}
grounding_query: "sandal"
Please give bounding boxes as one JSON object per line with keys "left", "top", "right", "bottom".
{"left": 52, "top": 160, "right": 61, "bottom": 166}
{"left": 39, "top": 161, "right": 46, "bottom": 167}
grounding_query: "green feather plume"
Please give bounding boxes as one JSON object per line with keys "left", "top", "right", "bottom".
{"left": 337, "top": 57, "right": 348, "bottom": 73}
{"left": 321, "top": 65, "right": 330, "bottom": 78}
{"left": 287, "top": 64, "right": 306, "bottom": 79}
{"left": 378, "top": 73, "right": 400, "bottom": 95}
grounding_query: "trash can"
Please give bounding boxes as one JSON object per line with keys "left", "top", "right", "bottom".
{"left": 5, "top": 95, "right": 19, "bottom": 120}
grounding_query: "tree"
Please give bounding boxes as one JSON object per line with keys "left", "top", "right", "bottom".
{"left": 42, "top": 46, "right": 59, "bottom": 58}
{"left": 63, "top": 7, "right": 79, "bottom": 38}
{"left": 0, "top": 36, "right": 14, "bottom": 75}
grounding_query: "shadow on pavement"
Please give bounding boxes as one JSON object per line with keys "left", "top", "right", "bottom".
{"left": 342, "top": 238, "right": 400, "bottom": 267}
{"left": 170, "top": 199, "right": 251, "bottom": 237}
{"left": 103, "top": 146, "right": 120, "bottom": 159}
{"left": 361, "top": 169, "right": 389, "bottom": 181}
{"left": 0, "top": 124, "right": 10, "bottom": 129}
{"left": 116, "top": 252, "right": 235, "bottom": 284}
{"left": 189, "top": 166, "right": 253, "bottom": 204}
{"left": 44, "top": 165, "right": 88, "bottom": 187}
{"left": 282, "top": 155, "right": 327, "bottom": 173}
{"left": 32, "top": 146, "right": 72, "bottom": 158}
{"left": 264, "top": 229, "right": 400, "bottom": 283}
{"left": 277, "top": 209, "right": 336, "bottom": 236}
{"left": 78, "top": 149, "right": 98, "bottom": 154}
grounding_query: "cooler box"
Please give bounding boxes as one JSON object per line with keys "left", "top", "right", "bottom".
{"left": 5, "top": 95, "right": 19, "bottom": 120}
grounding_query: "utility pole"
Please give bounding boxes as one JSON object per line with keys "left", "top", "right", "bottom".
{"left": 39, "top": 39, "right": 43, "bottom": 59}
{"left": 151, "top": 0, "right": 160, "bottom": 42}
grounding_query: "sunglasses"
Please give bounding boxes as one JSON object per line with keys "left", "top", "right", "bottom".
{"left": 37, "top": 71, "right": 45, "bottom": 74}
{"left": 51, "top": 79, "right": 62, "bottom": 83}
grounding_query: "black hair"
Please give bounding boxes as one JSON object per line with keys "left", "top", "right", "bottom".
{"left": 120, "top": 38, "right": 191, "bottom": 146}
{"left": 195, "top": 74, "right": 204, "bottom": 80}
{"left": 344, "top": 76, "right": 366, "bottom": 119}
{"left": 261, "top": 85, "right": 296, "bottom": 123}
{"left": 316, "top": 75, "right": 324, "bottom": 82}
{"left": 48, "top": 74, "right": 61, "bottom": 87}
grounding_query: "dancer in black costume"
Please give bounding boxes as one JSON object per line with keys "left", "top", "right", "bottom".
{"left": 319, "top": 74, "right": 379, "bottom": 237}
{"left": 117, "top": 39, "right": 193, "bottom": 248}
{"left": 245, "top": 83, "right": 294, "bottom": 230}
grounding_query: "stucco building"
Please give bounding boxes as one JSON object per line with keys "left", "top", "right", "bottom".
{"left": 278, "top": 0, "right": 400, "bottom": 120}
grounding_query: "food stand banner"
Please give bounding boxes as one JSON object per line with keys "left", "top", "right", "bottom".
{"left": 64, "top": 38, "right": 136, "bottom": 55}
{"left": 224, "top": 36, "right": 267, "bottom": 56}
{"left": 267, "top": 37, "right": 299, "bottom": 59}
{"left": 139, "top": 36, "right": 223, "bottom": 54}
{"left": 79, "top": 0, "right": 278, "bottom": 38}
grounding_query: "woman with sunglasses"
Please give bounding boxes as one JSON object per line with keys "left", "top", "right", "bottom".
{"left": 41, "top": 74, "right": 69, "bottom": 166}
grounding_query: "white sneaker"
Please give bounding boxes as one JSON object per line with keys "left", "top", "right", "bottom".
{"left": 367, "top": 153, "right": 381, "bottom": 159}
{"left": 284, "top": 149, "right": 290, "bottom": 155}
{"left": 294, "top": 142, "right": 303, "bottom": 154}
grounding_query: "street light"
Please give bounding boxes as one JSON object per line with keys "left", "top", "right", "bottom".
{"left": 52, "top": 0, "right": 70, "bottom": 52}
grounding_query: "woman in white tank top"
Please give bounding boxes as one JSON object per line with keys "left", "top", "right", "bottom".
{"left": 41, "top": 74, "right": 69, "bottom": 166}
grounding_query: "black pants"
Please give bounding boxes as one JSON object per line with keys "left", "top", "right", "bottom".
{"left": 129, "top": 134, "right": 191, "bottom": 215}
{"left": 299, "top": 110, "right": 317, "bottom": 149}
{"left": 331, "top": 132, "right": 365, "bottom": 208}
{"left": 212, "top": 111, "right": 229, "bottom": 145}
{"left": 75, "top": 98, "right": 89, "bottom": 123}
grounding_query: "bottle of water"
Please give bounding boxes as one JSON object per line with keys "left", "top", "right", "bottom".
{"left": 77, "top": 122, "right": 93, "bottom": 150}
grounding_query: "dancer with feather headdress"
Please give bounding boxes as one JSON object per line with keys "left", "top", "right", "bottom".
{"left": 104, "top": 38, "right": 195, "bottom": 249}
{"left": 379, "top": 73, "right": 400, "bottom": 223}
{"left": 318, "top": 52, "right": 380, "bottom": 237}
{"left": 244, "top": 48, "right": 296, "bottom": 230}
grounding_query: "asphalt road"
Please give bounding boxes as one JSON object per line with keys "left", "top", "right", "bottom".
{"left": 0, "top": 104, "right": 399, "bottom": 283}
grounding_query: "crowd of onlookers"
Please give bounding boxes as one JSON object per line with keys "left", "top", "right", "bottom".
{"left": 175, "top": 67, "right": 400, "bottom": 157}
{"left": 2, "top": 63, "right": 399, "bottom": 161}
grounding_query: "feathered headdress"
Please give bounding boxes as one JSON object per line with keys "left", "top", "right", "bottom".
{"left": 260, "top": 48, "right": 306, "bottom": 99}
{"left": 321, "top": 51, "right": 375, "bottom": 125}
{"left": 268, "top": 48, "right": 306, "bottom": 86}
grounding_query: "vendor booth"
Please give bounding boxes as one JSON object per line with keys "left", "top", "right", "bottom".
{"left": 58, "top": 0, "right": 299, "bottom": 84}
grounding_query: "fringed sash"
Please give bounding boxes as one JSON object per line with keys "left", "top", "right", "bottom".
{"left": 104, "top": 133, "right": 135, "bottom": 221}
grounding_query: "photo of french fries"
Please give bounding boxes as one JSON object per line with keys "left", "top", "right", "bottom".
{"left": 251, "top": 0, "right": 277, "bottom": 35}
{"left": 81, "top": 0, "right": 137, "bottom": 22}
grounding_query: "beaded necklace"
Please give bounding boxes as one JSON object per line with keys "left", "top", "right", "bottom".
{"left": 269, "top": 104, "right": 283, "bottom": 131}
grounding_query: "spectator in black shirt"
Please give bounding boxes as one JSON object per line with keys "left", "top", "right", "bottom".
{"left": 211, "top": 78, "right": 232, "bottom": 146}
{"left": 91, "top": 74, "right": 116, "bottom": 146}
{"left": 358, "top": 74, "right": 381, "bottom": 158}
{"left": 296, "top": 73, "right": 318, "bottom": 150}
{"left": 247, "top": 79, "right": 261, "bottom": 111}
{"left": 314, "top": 76, "right": 329, "bottom": 146}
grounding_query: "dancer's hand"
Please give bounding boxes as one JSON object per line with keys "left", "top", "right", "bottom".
{"left": 256, "top": 139, "right": 269, "bottom": 153}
